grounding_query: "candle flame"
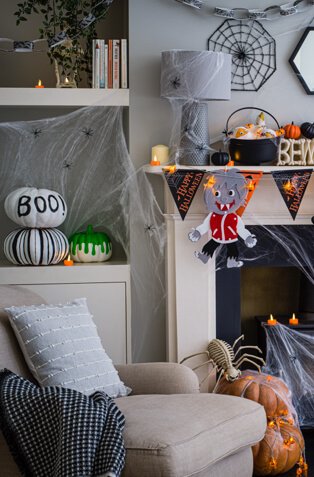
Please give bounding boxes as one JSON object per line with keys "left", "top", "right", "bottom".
{"left": 270, "top": 314, "right": 275, "bottom": 321}
{"left": 153, "top": 155, "right": 158, "bottom": 162}
{"left": 292, "top": 313, "right": 295, "bottom": 319}
{"left": 37, "top": 79, "right": 42, "bottom": 86}
{"left": 65, "top": 77, "right": 69, "bottom": 84}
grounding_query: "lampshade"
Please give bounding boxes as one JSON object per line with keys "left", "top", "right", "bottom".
{"left": 160, "top": 50, "right": 231, "bottom": 101}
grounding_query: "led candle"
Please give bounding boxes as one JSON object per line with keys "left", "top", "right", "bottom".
{"left": 150, "top": 155, "right": 161, "bottom": 166}
{"left": 151, "top": 145, "right": 169, "bottom": 165}
{"left": 35, "top": 79, "right": 45, "bottom": 88}
{"left": 63, "top": 255, "right": 74, "bottom": 266}
{"left": 267, "top": 314, "right": 277, "bottom": 326}
{"left": 289, "top": 313, "right": 299, "bottom": 325}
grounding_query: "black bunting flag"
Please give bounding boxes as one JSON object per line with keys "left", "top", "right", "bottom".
{"left": 163, "top": 169, "right": 205, "bottom": 220}
{"left": 272, "top": 169, "right": 313, "bottom": 220}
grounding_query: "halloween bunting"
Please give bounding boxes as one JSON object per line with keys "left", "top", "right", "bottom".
{"left": 272, "top": 169, "right": 312, "bottom": 220}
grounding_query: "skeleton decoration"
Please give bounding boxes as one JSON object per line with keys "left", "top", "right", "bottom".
{"left": 180, "top": 335, "right": 265, "bottom": 392}
{"left": 189, "top": 168, "right": 257, "bottom": 268}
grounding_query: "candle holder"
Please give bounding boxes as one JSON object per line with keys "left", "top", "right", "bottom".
{"left": 267, "top": 314, "right": 277, "bottom": 326}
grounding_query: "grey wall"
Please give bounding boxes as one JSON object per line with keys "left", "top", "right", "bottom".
{"left": 129, "top": 0, "right": 313, "bottom": 361}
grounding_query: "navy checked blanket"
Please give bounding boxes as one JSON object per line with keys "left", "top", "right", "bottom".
{"left": 0, "top": 370, "right": 125, "bottom": 477}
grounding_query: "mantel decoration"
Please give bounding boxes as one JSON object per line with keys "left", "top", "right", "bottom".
{"left": 11, "top": 0, "right": 115, "bottom": 87}
{"left": 173, "top": 0, "right": 314, "bottom": 20}
{"left": 208, "top": 20, "right": 276, "bottom": 91}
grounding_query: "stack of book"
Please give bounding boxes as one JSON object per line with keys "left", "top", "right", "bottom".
{"left": 92, "top": 39, "right": 128, "bottom": 89}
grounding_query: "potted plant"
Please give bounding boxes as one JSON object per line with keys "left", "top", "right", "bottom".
{"left": 14, "top": 0, "right": 114, "bottom": 87}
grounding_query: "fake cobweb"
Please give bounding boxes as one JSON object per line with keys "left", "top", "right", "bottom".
{"left": 263, "top": 324, "right": 314, "bottom": 429}
{"left": 0, "top": 106, "right": 166, "bottom": 362}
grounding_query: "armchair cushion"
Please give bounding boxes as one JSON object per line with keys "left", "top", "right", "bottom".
{"left": 115, "top": 363, "right": 199, "bottom": 395}
{"left": 115, "top": 393, "right": 266, "bottom": 477}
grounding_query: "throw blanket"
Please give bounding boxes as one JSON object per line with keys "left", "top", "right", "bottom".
{"left": 0, "top": 370, "right": 125, "bottom": 477}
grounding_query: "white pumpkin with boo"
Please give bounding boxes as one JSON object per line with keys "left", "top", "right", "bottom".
{"left": 5, "top": 187, "right": 67, "bottom": 228}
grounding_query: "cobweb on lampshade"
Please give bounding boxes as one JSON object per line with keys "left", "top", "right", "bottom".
{"left": 208, "top": 20, "right": 276, "bottom": 91}
{"left": 0, "top": 106, "right": 166, "bottom": 362}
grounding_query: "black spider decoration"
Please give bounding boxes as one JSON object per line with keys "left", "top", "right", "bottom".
{"left": 82, "top": 127, "right": 94, "bottom": 137}
{"left": 144, "top": 224, "right": 156, "bottom": 235}
{"left": 63, "top": 161, "right": 74, "bottom": 170}
{"left": 31, "top": 128, "right": 42, "bottom": 138}
{"left": 196, "top": 143, "right": 207, "bottom": 151}
{"left": 289, "top": 355, "right": 298, "bottom": 363}
{"left": 171, "top": 76, "right": 181, "bottom": 89}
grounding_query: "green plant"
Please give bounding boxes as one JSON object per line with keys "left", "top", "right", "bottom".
{"left": 14, "top": 0, "right": 114, "bottom": 86}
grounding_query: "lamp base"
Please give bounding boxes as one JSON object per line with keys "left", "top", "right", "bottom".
{"left": 178, "top": 101, "right": 210, "bottom": 166}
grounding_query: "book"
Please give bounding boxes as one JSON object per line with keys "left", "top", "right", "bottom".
{"left": 99, "top": 39, "right": 105, "bottom": 89}
{"left": 113, "top": 39, "right": 120, "bottom": 89}
{"left": 108, "top": 39, "right": 113, "bottom": 89}
{"left": 121, "top": 39, "right": 128, "bottom": 89}
{"left": 92, "top": 40, "right": 100, "bottom": 88}
{"left": 104, "top": 43, "right": 108, "bottom": 89}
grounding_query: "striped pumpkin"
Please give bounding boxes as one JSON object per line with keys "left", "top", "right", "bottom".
{"left": 4, "top": 228, "right": 69, "bottom": 266}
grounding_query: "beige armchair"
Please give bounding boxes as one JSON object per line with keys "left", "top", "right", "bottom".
{"left": 0, "top": 288, "right": 266, "bottom": 477}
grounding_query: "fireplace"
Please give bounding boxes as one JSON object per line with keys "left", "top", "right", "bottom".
{"left": 216, "top": 225, "right": 314, "bottom": 350}
{"left": 158, "top": 167, "right": 314, "bottom": 364}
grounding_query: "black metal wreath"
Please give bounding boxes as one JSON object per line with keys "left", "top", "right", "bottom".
{"left": 208, "top": 20, "right": 276, "bottom": 91}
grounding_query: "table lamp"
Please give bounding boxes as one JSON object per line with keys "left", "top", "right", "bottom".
{"left": 160, "top": 50, "right": 231, "bottom": 165}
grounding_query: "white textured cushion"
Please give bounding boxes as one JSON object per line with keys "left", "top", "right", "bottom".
{"left": 5, "top": 298, "right": 129, "bottom": 397}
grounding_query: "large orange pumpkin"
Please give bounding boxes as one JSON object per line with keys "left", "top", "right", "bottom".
{"left": 253, "top": 422, "right": 304, "bottom": 476}
{"left": 284, "top": 122, "right": 301, "bottom": 139}
{"left": 216, "top": 371, "right": 292, "bottom": 419}
{"left": 216, "top": 371, "right": 305, "bottom": 475}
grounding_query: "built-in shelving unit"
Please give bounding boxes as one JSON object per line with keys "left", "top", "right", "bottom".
{"left": 0, "top": 88, "right": 129, "bottom": 107}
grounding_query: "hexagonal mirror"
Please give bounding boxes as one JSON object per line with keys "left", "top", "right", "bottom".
{"left": 289, "top": 27, "right": 314, "bottom": 95}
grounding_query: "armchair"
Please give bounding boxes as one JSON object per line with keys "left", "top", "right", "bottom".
{"left": 0, "top": 289, "right": 266, "bottom": 477}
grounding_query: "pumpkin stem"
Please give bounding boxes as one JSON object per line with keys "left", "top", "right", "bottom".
{"left": 86, "top": 224, "right": 94, "bottom": 234}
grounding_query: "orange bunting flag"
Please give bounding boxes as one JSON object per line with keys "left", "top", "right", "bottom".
{"left": 236, "top": 170, "right": 263, "bottom": 217}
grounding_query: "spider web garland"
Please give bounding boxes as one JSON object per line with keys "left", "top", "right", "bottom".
{"left": 208, "top": 20, "right": 276, "bottom": 91}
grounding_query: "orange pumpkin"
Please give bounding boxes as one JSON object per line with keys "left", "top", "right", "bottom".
{"left": 253, "top": 422, "right": 304, "bottom": 476}
{"left": 216, "top": 371, "right": 292, "bottom": 419}
{"left": 216, "top": 371, "right": 305, "bottom": 475}
{"left": 284, "top": 122, "right": 301, "bottom": 139}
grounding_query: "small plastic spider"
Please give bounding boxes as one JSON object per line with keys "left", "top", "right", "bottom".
{"left": 82, "top": 127, "right": 94, "bottom": 137}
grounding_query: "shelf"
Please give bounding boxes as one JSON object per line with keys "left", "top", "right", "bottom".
{"left": 0, "top": 261, "right": 130, "bottom": 284}
{"left": 0, "top": 88, "right": 129, "bottom": 107}
{"left": 144, "top": 164, "right": 314, "bottom": 174}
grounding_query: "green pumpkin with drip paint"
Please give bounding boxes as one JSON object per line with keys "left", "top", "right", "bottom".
{"left": 69, "top": 225, "right": 112, "bottom": 263}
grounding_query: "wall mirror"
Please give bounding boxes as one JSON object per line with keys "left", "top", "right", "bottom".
{"left": 289, "top": 27, "right": 314, "bottom": 95}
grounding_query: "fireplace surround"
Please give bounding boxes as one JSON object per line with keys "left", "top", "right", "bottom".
{"left": 145, "top": 165, "right": 314, "bottom": 364}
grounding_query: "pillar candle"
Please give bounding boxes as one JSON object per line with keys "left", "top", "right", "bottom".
{"left": 151, "top": 145, "right": 169, "bottom": 165}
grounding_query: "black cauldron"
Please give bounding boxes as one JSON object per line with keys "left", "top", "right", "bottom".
{"left": 226, "top": 107, "right": 281, "bottom": 166}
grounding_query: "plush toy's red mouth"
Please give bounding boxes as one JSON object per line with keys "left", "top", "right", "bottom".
{"left": 216, "top": 200, "right": 235, "bottom": 212}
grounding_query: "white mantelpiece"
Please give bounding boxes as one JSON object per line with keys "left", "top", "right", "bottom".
{"left": 146, "top": 165, "right": 314, "bottom": 363}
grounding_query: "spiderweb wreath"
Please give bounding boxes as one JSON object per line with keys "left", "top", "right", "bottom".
{"left": 208, "top": 20, "right": 276, "bottom": 91}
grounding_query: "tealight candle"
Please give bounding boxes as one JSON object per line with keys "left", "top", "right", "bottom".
{"left": 289, "top": 313, "right": 299, "bottom": 325}
{"left": 151, "top": 145, "right": 169, "bottom": 165}
{"left": 35, "top": 79, "right": 45, "bottom": 88}
{"left": 267, "top": 314, "right": 277, "bottom": 326}
{"left": 63, "top": 255, "right": 74, "bottom": 266}
{"left": 150, "top": 155, "right": 161, "bottom": 166}
{"left": 227, "top": 160, "right": 234, "bottom": 167}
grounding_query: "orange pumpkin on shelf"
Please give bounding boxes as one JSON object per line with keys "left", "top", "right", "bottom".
{"left": 253, "top": 422, "right": 304, "bottom": 476}
{"left": 283, "top": 122, "right": 301, "bottom": 139}
{"left": 215, "top": 371, "right": 292, "bottom": 419}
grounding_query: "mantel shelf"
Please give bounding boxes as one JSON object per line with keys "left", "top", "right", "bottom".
{"left": 0, "top": 88, "right": 129, "bottom": 107}
{"left": 144, "top": 164, "right": 314, "bottom": 174}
